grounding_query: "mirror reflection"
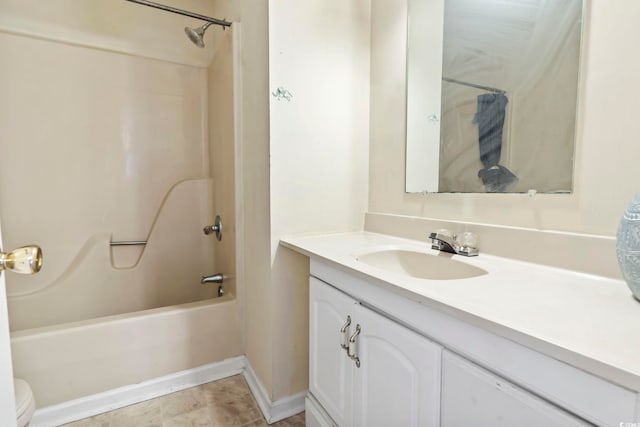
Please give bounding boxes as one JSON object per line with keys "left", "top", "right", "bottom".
{"left": 406, "top": 0, "right": 583, "bottom": 193}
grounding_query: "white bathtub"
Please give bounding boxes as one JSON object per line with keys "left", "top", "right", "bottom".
{"left": 10, "top": 295, "right": 242, "bottom": 409}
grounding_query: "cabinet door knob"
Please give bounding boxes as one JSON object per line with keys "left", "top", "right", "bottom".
{"left": 348, "top": 324, "right": 361, "bottom": 368}
{"left": 340, "top": 315, "right": 352, "bottom": 351}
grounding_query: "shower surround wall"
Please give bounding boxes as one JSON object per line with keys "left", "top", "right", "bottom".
{"left": 0, "top": 31, "right": 216, "bottom": 330}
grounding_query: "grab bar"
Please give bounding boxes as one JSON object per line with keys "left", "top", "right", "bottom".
{"left": 110, "top": 241, "right": 147, "bottom": 246}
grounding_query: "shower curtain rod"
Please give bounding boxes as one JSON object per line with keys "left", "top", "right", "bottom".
{"left": 442, "top": 77, "right": 506, "bottom": 94}
{"left": 125, "top": 0, "right": 231, "bottom": 28}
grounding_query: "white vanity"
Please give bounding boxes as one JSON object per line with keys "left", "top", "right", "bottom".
{"left": 281, "top": 232, "right": 640, "bottom": 427}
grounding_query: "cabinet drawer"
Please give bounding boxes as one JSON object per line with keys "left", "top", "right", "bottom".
{"left": 441, "top": 350, "right": 590, "bottom": 427}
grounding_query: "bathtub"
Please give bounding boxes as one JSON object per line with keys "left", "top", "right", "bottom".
{"left": 6, "top": 177, "right": 244, "bottom": 412}
{"left": 10, "top": 295, "right": 243, "bottom": 410}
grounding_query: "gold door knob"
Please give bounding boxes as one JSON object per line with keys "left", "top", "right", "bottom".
{"left": 0, "top": 245, "right": 43, "bottom": 274}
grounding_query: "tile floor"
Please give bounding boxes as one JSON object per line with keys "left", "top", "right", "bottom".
{"left": 61, "top": 375, "right": 305, "bottom": 427}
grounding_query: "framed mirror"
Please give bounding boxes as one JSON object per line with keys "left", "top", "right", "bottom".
{"left": 406, "top": 0, "right": 584, "bottom": 193}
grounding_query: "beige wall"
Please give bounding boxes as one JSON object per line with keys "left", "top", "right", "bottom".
{"left": 205, "top": 0, "right": 278, "bottom": 400}
{"left": 232, "top": 0, "right": 275, "bottom": 399}
{"left": 212, "top": 0, "right": 372, "bottom": 400}
{"left": 216, "top": 0, "right": 372, "bottom": 401}
{"left": 370, "top": 0, "right": 640, "bottom": 237}
{"left": 268, "top": 0, "right": 371, "bottom": 399}
{"left": 208, "top": 29, "right": 237, "bottom": 297}
{"left": 238, "top": 3, "right": 275, "bottom": 401}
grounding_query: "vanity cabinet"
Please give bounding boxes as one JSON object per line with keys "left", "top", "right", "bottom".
{"left": 309, "top": 277, "right": 441, "bottom": 427}
{"left": 305, "top": 261, "right": 628, "bottom": 427}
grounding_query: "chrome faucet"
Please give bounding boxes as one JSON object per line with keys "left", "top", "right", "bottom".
{"left": 201, "top": 273, "right": 225, "bottom": 297}
{"left": 429, "top": 232, "right": 478, "bottom": 257}
{"left": 201, "top": 273, "right": 224, "bottom": 284}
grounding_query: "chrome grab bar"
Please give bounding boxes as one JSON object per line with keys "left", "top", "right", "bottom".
{"left": 110, "top": 241, "right": 147, "bottom": 246}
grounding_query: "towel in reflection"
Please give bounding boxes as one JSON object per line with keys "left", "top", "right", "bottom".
{"left": 473, "top": 93, "right": 518, "bottom": 192}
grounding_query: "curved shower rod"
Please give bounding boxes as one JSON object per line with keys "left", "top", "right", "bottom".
{"left": 125, "top": 0, "right": 231, "bottom": 28}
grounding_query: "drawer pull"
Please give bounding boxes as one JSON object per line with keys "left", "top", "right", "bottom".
{"left": 340, "top": 315, "right": 351, "bottom": 351}
{"left": 348, "top": 324, "right": 361, "bottom": 368}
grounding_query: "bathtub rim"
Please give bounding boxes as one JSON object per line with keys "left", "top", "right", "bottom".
{"left": 10, "top": 293, "right": 235, "bottom": 339}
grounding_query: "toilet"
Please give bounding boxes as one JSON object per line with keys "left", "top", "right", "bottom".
{"left": 14, "top": 378, "right": 35, "bottom": 427}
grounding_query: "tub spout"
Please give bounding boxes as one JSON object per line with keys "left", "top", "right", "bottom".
{"left": 201, "top": 273, "right": 224, "bottom": 284}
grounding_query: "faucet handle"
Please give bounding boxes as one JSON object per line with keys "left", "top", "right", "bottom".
{"left": 429, "top": 228, "right": 453, "bottom": 241}
{"left": 203, "top": 215, "right": 223, "bottom": 241}
{"left": 435, "top": 228, "right": 454, "bottom": 237}
{"left": 455, "top": 232, "right": 479, "bottom": 256}
{"left": 457, "top": 232, "right": 478, "bottom": 250}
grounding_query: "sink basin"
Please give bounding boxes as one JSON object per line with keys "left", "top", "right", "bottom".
{"left": 355, "top": 248, "right": 488, "bottom": 280}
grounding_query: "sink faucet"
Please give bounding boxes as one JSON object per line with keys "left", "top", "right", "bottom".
{"left": 429, "top": 232, "right": 478, "bottom": 257}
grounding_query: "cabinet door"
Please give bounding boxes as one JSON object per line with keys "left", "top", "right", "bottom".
{"left": 441, "top": 351, "right": 590, "bottom": 427}
{"left": 309, "top": 278, "right": 357, "bottom": 427}
{"left": 352, "top": 304, "right": 442, "bottom": 427}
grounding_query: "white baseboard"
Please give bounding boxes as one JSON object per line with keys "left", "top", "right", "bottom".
{"left": 30, "top": 356, "right": 245, "bottom": 427}
{"left": 30, "top": 356, "right": 306, "bottom": 427}
{"left": 242, "top": 361, "right": 306, "bottom": 424}
{"left": 306, "top": 395, "right": 336, "bottom": 427}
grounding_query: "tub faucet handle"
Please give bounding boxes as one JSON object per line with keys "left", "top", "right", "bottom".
{"left": 203, "top": 215, "right": 223, "bottom": 241}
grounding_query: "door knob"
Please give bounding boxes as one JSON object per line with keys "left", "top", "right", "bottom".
{"left": 0, "top": 245, "right": 43, "bottom": 274}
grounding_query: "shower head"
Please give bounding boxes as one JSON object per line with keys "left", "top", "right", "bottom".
{"left": 184, "top": 21, "right": 213, "bottom": 48}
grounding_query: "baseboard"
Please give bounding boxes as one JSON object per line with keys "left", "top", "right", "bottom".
{"left": 242, "top": 361, "right": 306, "bottom": 424}
{"left": 306, "top": 395, "right": 337, "bottom": 427}
{"left": 29, "top": 356, "right": 306, "bottom": 427}
{"left": 30, "top": 356, "right": 245, "bottom": 427}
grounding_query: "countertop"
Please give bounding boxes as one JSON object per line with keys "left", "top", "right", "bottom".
{"left": 280, "top": 231, "right": 640, "bottom": 392}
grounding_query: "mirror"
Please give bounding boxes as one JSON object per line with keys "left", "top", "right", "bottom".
{"left": 406, "top": 0, "right": 584, "bottom": 193}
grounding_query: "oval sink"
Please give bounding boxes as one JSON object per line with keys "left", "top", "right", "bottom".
{"left": 356, "top": 249, "right": 488, "bottom": 280}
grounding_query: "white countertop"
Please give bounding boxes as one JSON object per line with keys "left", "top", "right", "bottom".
{"left": 281, "top": 231, "right": 640, "bottom": 392}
